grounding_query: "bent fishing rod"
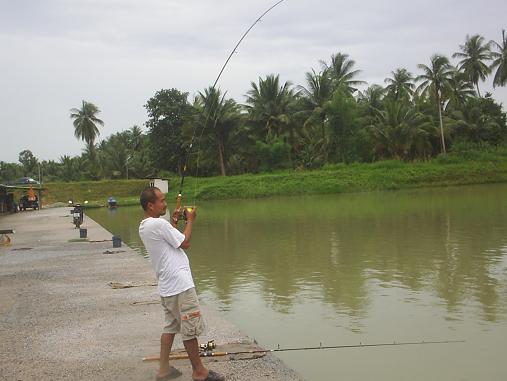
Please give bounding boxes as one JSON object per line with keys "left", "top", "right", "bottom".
{"left": 175, "top": 0, "right": 287, "bottom": 213}
{"left": 142, "top": 339, "right": 465, "bottom": 361}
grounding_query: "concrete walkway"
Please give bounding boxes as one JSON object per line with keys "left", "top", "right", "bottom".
{"left": 0, "top": 208, "right": 303, "bottom": 381}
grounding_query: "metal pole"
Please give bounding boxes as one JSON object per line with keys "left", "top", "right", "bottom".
{"left": 126, "top": 155, "right": 131, "bottom": 180}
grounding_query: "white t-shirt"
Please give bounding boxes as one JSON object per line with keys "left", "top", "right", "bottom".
{"left": 139, "top": 217, "right": 195, "bottom": 297}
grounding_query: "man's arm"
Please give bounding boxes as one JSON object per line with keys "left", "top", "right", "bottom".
{"left": 179, "top": 219, "right": 193, "bottom": 249}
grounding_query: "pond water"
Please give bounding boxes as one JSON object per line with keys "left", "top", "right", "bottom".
{"left": 87, "top": 184, "right": 507, "bottom": 380}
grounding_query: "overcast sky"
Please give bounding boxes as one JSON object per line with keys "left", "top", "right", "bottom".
{"left": 1, "top": 0, "right": 506, "bottom": 163}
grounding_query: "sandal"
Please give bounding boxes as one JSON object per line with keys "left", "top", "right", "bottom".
{"left": 193, "top": 369, "right": 225, "bottom": 381}
{"left": 156, "top": 366, "right": 183, "bottom": 380}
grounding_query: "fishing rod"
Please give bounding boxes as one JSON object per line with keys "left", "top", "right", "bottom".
{"left": 142, "top": 339, "right": 465, "bottom": 362}
{"left": 175, "top": 0, "right": 287, "bottom": 216}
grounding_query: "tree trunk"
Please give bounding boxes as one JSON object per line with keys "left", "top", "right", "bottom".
{"left": 476, "top": 82, "right": 482, "bottom": 98}
{"left": 288, "top": 125, "right": 295, "bottom": 169}
{"left": 436, "top": 90, "right": 447, "bottom": 155}
{"left": 218, "top": 139, "right": 227, "bottom": 176}
{"left": 320, "top": 113, "right": 328, "bottom": 163}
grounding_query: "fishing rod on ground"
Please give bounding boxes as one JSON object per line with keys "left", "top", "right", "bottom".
{"left": 174, "top": 0, "right": 287, "bottom": 219}
{"left": 142, "top": 339, "right": 465, "bottom": 361}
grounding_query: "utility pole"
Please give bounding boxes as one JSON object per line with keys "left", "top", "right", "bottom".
{"left": 38, "top": 163, "right": 43, "bottom": 209}
{"left": 126, "top": 155, "right": 132, "bottom": 180}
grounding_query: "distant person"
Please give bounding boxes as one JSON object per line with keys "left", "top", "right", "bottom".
{"left": 138, "top": 186, "right": 224, "bottom": 381}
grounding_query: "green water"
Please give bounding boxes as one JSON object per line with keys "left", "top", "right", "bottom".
{"left": 88, "top": 184, "right": 507, "bottom": 380}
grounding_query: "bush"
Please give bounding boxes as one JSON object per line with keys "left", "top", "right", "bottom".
{"left": 434, "top": 154, "right": 462, "bottom": 165}
{"left": 369, "top": 160, "right": 405, "bottom": 169}
{"left": 449, "top": 142, "right": 507, "bottom": 162}
{"left": 254, "top": 139, "right": 291, "bottom": 172}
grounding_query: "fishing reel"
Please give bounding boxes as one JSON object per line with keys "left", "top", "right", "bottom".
{"left": 178, "top": 206, "right": 196, "bottom": 221}
{"left": 199, "top": 340, "right": 216, "bottom": 352}
{"left": 175, "top": 193, "right": 195, "bottom": 221}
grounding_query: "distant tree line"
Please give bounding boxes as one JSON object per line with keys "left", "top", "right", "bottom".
{"left": 1, "top": 31, "right": 507, "bottom": 182}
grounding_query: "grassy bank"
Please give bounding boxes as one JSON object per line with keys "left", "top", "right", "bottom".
{"left": 186, "top": 159, "right": 507, "bottom": 200}
{"left": 42, "top": 179, "right": 148, "bottom": 207}
{"left": 41, "top": 149, "right": 507, "bottom": 207}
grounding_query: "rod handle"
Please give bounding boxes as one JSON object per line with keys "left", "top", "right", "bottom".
{"left": 142, "top": 351, "right": 230, "bottom": 362}
{"left": 175, "top": 193, "right": 182, "bottom": 211}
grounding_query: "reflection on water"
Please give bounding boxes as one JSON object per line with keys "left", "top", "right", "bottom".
{"left": 88, "top": 184, "right": 507, "bottom": 380}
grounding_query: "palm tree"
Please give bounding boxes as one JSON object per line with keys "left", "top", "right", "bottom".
{"left": 416, "top": 55, "right": 454, "bottom": 154}
{"left": 320, "top": 53, "right": 366, "bottom": 94}
{"left": 245, "top": 74, "right": 295, "bottom": 142}
{"left": 195, "top": 87, "right": 241, "bottom": 176}
{"left": 59, "top": 155, "right": 86, "bottom": 181}
{"left": 70, "top": 100, "right": 104, "bottom": 153}
{"left": 450, "top": 98, "right": 501, "bottom": 142}
{"left": 59, "top": 155, "right": 75, "bottom": 182}
{"left": 298, "top": 69, "right": 333, "bottom": 117}
{"left": 98, "top": 133, "right": 130, "bottom": 178}
{"left": 297, "top": 69, "right": 333, "bottom": 154}
{"left": 128, "top": 125, "right": 144, "bottom": 151}
{"left": 490, "top": 30, "right": 507, "bottom": 88}
{"left": 452, "top": 34, "right": 492, "bottom": 97}
{"left": 384, "top": 68, "right": 415, "bottom": 101}
{"left": 357, "top": 84, "right": 386, "bottom": 125}
{"left": 369, "top": 100, "right": 435, "bottom": 160}
{"left": 446, "top": 70, "right": 476, "bottom": 111}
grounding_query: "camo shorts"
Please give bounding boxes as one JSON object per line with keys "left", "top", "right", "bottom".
{"left": 160, "top": 287, "right": 206, "bottom": 341}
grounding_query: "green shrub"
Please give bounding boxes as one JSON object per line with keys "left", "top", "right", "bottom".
{"left": 254, "top": 139, "right": 291, "bottom": 172}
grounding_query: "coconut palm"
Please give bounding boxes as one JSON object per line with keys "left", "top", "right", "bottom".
{"left": 59, "top": 155, "right": 76, "bottom": 182}
{"left": 298, "top": 69, "right": 333, "bottom": 116}
{"left": 245, "top": 74, "right": 295, "bottom": 142}
{"left": 369, "top": 100, "right": 435, "bottom": 160}
{"left": 295, "top": 69, "right": 335, "bottom": 164}
{"left": 98, "top": 132, "right": 130, "bottom": 178}
{"left": 195, "top": 87, "right": 241, "bottom": 176}
{"left": 70, "top": 100, "right": 104, "bottom": 153}
{"left": 59, "top": 155, "right": 86, "bottom": 181}
{"left": 297, "top": 69, "right": 333, "bottom": 149}
{"left": 450, "top": 98, "right": 502, "bottom": 142}
{"left": 452, "top": 34, "right": 492, "bottom": 97}
{"left": 320, "top": 53, "right": 366, "bottom": 94}
{"left": 357, "top": 84, "right": 386, "bottom": 121}
{"left": 384, "top": 68, "right": 415, "bottom": 101}
{"left": 128, "top": 125, "right": 144, "bottom": 151}
{"left": 490, "top": 30, "right": 507, "bottom": 88}
{"left": 446, "top": 70, "right": 476, "bottom": 111}
{"left": 416, "top": 55, "right": 454, "bottom": 154}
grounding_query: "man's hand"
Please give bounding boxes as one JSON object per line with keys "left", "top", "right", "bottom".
{"left": 171, "top": 208, "right": 181, "bottom": 226}
{"left": 184, "top": 207, "right": 197, "bottom": 222}
{"left": 179, "top": 207, "right": 196, "bottom": 249}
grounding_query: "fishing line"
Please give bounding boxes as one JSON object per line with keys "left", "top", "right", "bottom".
{"left": 142, "top": 339, "right": 465, "bottom": 361}
{"left": 177, "top": 0, "right": 287, "bottom": 206}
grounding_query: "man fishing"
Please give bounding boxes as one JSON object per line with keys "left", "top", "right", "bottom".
{"left": 139, "top": 186, "right": 224, "bottom": 381}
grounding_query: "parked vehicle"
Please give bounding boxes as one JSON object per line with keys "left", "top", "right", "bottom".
{"left": 15, "top": 177, "right": 40, "bottom": 185}
{"left": 19, "top": 195, "right": 38, "bottom": 211}
{"left": 19, "top": 185, "right": 39, "bottom": 211}
{"left": 69, "top": 200, "right": 88, "bottom": 228}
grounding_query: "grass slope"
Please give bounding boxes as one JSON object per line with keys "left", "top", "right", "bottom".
{"left": 41, "top": 152, "right": 507, "bottom": 207}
